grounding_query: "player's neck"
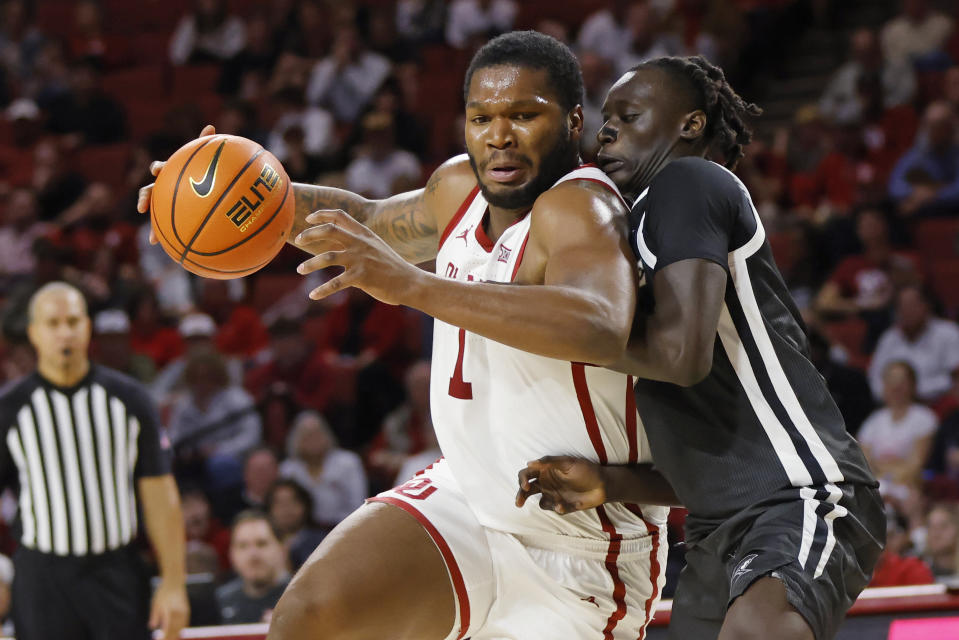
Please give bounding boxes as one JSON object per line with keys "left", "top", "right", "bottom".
{"left": 486, "top": 204, "right": 530, "bottom": 242}
{"left": 38, "top": 359, "right": 90, "bottom": 388}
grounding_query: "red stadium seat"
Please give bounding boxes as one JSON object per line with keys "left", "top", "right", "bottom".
{"left": 35, "top": 2, "right": 75, "bottom": 39}
{"left": 70, "top": 143, "right": 133, "bottom": 191}
{"left": 929, "top": 258, "right": 959, "bottom": 319}
{"left": 915, "top": 218, "right": 959, "bottom": 264}
{"left": 171, "top": 64, "right": 221, "bottom": 99}
{"left": 101, "top": 66, "right": 168, "bottom": 102}
{"left": 767, "top": 231, "right": 798, "bottom": 275}
{"left": 823, "top": 317, "right": 869, "bottom": 370}
{"left": 251, "top": 274, "right": 303, "bottom": 312}
{"left": 124, "top": 99, "right": 174, "bottom": 141}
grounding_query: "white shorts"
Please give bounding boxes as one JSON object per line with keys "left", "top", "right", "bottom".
{"left": 368, "top": 458, "right": 667, "bottom": 640}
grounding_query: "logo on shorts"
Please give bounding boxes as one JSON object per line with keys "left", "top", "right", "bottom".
{"left": 190, "top": 141, "right": 226, "bottom": 197}
{"left": 732, "top": 554, "right": 758, "bottom": 582}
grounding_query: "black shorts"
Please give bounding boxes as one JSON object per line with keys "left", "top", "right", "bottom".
{"left": 12, "top": 545, "right": 151, "bottom": 640}
{"left": 668, "top": 483, "right": 885, "bottom": 640}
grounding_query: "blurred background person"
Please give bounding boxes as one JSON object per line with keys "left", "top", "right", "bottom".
{"left": 924, "top": 503, "right": 959, "bottom": 581}
{"left": 279, "top": 411, "right": 366, "bottom": 529}
{"left": 215, "top": 511, "right": 290, "bottom": 624}
{"left": 265, "top": 479, "right": 327, "bottom": 571}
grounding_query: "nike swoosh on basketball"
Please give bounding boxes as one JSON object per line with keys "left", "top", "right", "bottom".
{"left": 190, "top": 141, "right": 226, "bottom": 197}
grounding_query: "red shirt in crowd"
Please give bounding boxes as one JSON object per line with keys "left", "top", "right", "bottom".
{"left": 869, "top": 552, "right": 935, "bottom": 587}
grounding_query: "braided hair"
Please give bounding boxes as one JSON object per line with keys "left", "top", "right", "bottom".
{"left": 634, "top": 56, "right": 761, "bottom": 169}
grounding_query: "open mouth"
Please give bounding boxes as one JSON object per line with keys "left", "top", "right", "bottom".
{"left": 486, "top": 165, "right": 525, "bottom": 184}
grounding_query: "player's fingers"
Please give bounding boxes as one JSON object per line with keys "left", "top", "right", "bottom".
{"left": 149, "top": 160, "right": 165, "bottom": 177}
{"left": 517, "top": 466, "right": 539, "bottom": 492}
{"left": 149, "top": 226, "right": 158, "bottom": 245}
{"left": 199, "top": 124, "right": 216, "bottom": 137}
{"left": 148, "top": 601, "right": 161, "bottom": 629}
{"left": 297, "top": 251, "right": 346, "bottom": 275}
{"left": 306, "top": 209, "right": 366, "bottom": 234}
{"left": 137, "top": 183, "right": 154, "bottom": 213}
{"left": 308, "top": 272, "right": 353, "bottom": 300}
{"left": 294, "top": 221, "right": 358, "bottom": 248}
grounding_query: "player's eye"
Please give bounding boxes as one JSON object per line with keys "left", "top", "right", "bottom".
{"left": 513, "top": 112, "right": 537, "bottom": 121}
{"left": 470, "top": 115, "right": 490, "bottom": 124}
{"left": 622, "top": 113, "right": 641, "bottom": 123}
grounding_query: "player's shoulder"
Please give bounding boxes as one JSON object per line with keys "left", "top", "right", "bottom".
{"left": 428, "top": 154, "right": 479, "bottom": 201}
{"left": 533, "top": 170, "right": 627, "bottom": 226}
{"left": 651, "top": 156, "right": 741, "bottom": 195}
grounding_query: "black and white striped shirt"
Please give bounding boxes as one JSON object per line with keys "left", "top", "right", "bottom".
{"left": 628, "top": 157, "right": 876, "bottom": 526}
{"left": 0, "top": 365, "right": 171, "bottom": 556}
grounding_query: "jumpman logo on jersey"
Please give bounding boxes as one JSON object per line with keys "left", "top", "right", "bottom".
{"left": 455, "top": 226, "right": 472, "bottom": 245}
{"left": 497, "top": 245, "right": 511, "bottom": 263}
{"left": 580, "top": 596, "right": 599, "bottom": 608}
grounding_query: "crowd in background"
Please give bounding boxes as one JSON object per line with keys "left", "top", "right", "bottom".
{"left": 0, "top": 0, "right": 958, "bottom": 626}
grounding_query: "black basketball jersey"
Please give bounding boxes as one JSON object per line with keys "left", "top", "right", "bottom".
{"left": 629, "top": 157, "right": 876, "bottom": 524}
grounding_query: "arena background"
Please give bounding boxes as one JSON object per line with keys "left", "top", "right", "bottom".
{"left": 1, "top": 0, "right": 959, "bottom": 638}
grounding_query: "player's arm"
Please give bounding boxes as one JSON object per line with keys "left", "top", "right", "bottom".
{"left": 295, "top": 182, "right": 637, "bottom": 365}
{"left": 609, "top": 160, "right": 733, "bottom": 386}
{"left": 516, "top": 456, "right": 681, "bottom": 511}
{"left": 610, "top": 259, "right": 727, "bottom": 386}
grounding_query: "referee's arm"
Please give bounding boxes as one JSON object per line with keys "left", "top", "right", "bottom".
{"left": 131, "top": 385, "right": 189, "bottom": 640}
{"left": 140, "top": 474, "right": 189, "bottom": 639}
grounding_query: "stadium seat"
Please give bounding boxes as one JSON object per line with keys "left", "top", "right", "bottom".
{"left": 767, "top": 231, "right": 798, "bottom": 275}
{"left": 71, "top": 143, "right": 133, "bottom": 191}
{"left": 823, "top": 317, "right": 869, "bottom": 370}
{"left": 515, "top": 0, "right": 608, "bottom": 31}
{"left": 102, "top": 66, "right": 168, "bottom": 102}
{"left": 171, "top": 65, "right": 221, "bottom": 99}
{"left": 915, "top": 218, "right": 959, "bottom": 263}
{"left": 251, "top": 274, "right": 304, "bottom": 313}
{"left": 35, "top": 2, "right": 75, "bottom": 39}
{"left": 929, "top": 258, "right": 959, "bottom": 319}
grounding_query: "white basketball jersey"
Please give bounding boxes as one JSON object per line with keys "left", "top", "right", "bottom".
{"left": 430, "top": 159, "right": 668, "bottom": 541}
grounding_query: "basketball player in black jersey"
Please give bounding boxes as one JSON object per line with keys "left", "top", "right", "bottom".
{"left": 517, "top": 57, "right": 885, "bottom": 640}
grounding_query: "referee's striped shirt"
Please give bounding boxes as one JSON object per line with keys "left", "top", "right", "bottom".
{"left": 0, "top": 365, "right": 171, "bottom": 556}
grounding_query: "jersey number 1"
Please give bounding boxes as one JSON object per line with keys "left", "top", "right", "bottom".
{"left": 448, "top": 274, "right": 474, "bottom": 399}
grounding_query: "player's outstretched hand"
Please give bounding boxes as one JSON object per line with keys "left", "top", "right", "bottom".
{"left": 515, "top": 456, "right": 607, "bottom": 515}
{"left": 136, "top": 124, "right": 217, "bottom": 244}
{"left": 149, "top": 578, "right": 190, "bottom": 640}
{"left": 294, "top": 209, "right": 422, "bottom": 305}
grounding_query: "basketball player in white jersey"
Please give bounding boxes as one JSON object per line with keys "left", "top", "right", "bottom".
{"left": 139, "top": 31, "right": 675, "bottom": 640}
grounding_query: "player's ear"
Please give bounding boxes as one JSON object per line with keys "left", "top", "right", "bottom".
{"left": 568, "top": 105, "right": 584, "bottom": 139}
{"left": 679, "top": 110, "right": 706, "bottom": 141}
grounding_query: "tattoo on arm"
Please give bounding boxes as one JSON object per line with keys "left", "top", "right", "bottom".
{"left": 289, "top": 184, "right": 374, "bottom": 242}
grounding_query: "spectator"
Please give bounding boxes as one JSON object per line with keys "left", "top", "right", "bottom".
{"left": 445, "top": 0, "right": 518, "bottom": 50}
{"left": 45, "top": 59, "right": 128, "bottom": 146}
{"left": 345, "top": 111, "right": 423, "bottom": 199}
{"left": 218, "top": 10, "right": 274, "bottom": 97}
{"left": 266, "top": 479, "right": 327, "bottom": 570}
{"left": 68, "top": 0, "right": 128, "bottom": 69}
{"left": 215, "top": 511, "right": 290, "bottom": 624}
{"left": 0, "top": 0, "right": 45, "bottom": 82}
{"left": 944, "top": 66, "right": 959, "bottom": 114}
{"left": 815, "top": 207, "right": 921, "bottom": 348}
{"left": 242, "top": 447, "right": 280, "bottom": 513}
{"left": 182, "top": 488, "right": 231, "bottom": 571}
{"left": 244, "top": 317, "right": 335, "bottom": 423}
{"left": 859, "top": 361, "right": 937, "bottom": 501}
{"left": 167, "top": 350, "right": 262, "bottom": 484}
{"left": 151, "top": 313, "right": 243, "bottom": 405}
{"left": 396, "top": 0, "right": 446, "bottom": 46}
{"left": 929, "top": 383, "right": 959, "bottom": 485}
{"left": 305, "top": 26, "right": 391, "bottom": 123}
{"left": 197, "top": 279, "right": 269, "bottom": 359}
{"left": 265, "top": 88, "right": 335, "bottom": 168}
{"left": 924, "top": 503, "right": 959, "bottom": 580}
{"left": 31, "top": 139, "right": 87, "bottom": 222}
{"left": 280, "top": 411, "right": 367, "bottom": 529}
{"left": 128, "top": 289, "right": 185, "bottom": 370}
{"left": 869, "top": 285, "right": 959, "bottom": 402}
{"left": 808, "top": 330, "right": 874, "bottom": 435}
{"left": 889, "top": 101, "right": 959, "bottom": 217}
{"left": 368, "top": 360, "right": 434, "bottom": 488}
{"left": 170, "top": 0, "right": 246, "bottom": 66}
{"left": 90, "top": 309, "right": 156, "bottom": 383}
{"left": 576, "top": 0, "right": 634, "bottom": 64}
{"left": 880, "top": 0, "right": 953, "bottom": 64}
{"left": 0, "top": 554, "right": 11, "bottom": 635}
{"left": 870, "top": 508, "right": 935, "bottom": 587}
{"left": 616, "top": 0, "right": 682, "bottom": 75}
{"left": 819, "top": 28, "right": 916, "bottom": 126}
{"left": 0, "top": 187, "right": 47, "bottom": 286}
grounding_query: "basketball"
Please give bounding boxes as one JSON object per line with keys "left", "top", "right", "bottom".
{"left": 150, "top": 134, "right": 294, "bottom": 279}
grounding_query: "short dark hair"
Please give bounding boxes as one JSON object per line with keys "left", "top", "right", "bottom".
{"left": 266, "top": 478, "right": 317, "bottom": 527}
{"left": 230, "top": 509, "right": 281, "bottom": 542}
{"left": 463, "top": 30, "right": 584, "bottom": 113}
{"left": 634, "top": 56, "right": 761, "bottom": 169}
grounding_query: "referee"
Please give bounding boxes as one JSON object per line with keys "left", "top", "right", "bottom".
{"left": 0, "top": 282, "right": 189, "bottom": 639}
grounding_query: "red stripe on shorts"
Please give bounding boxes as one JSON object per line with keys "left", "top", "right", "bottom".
{"left": 368, "top": 496, "right": 470, "bottom": 640}
{"left": 597, "top": 505, "right": 628, "bottom": 639}
{"left": 572, "top": 363, "right": 607, "bottom": 464}
{"left": 625, "top": 504, "right": 662, "bottom": 640}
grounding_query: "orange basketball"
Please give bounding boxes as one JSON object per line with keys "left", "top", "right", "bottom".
{"left": 151, "top": 134, "right": 294, "bottom": 279}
